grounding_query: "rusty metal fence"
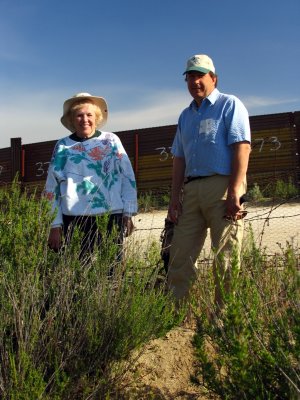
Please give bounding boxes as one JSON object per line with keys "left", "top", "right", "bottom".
{"left": 0, "top": 111, "right": 299, "bottom": 192}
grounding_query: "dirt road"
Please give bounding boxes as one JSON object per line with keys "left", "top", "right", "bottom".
{"left": 130, "top": 201, "right": 300, "bottom": 256}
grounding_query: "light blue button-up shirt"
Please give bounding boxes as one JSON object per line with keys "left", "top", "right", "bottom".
{"left": 171, "top": 88, "right": 251, "bottom": 177}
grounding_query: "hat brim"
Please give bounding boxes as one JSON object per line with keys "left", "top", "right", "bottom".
{"left": 183, "top": 66, "right": 211, "bottom": 75}
{"left": 61, "top": 95, "right": 108, "bottom": 132}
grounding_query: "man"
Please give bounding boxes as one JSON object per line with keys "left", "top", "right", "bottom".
{"left": 168, "top": 54, "right": 251, "bottom": 311}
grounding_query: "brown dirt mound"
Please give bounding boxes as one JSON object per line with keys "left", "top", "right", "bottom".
{"left": 122, "top": 325, "right": 215, "bottom": 399}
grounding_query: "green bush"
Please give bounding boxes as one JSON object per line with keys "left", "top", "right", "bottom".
{"left": 247, "top": 182, "right": 264, "bottom": 201}
{"left": 138, "top": 190, "right": 170, "bottom": 212}
{"left": 271, "top": 178, "right": 299, "bottom": 199}
{"left": 0, "top": 183, "right": 177, "bottom": 399}
{"left": 192, "top": 237, "right": 300, "bottom": 399}
{"left": 248, "top": 178, "right": 299, "bottom": 202}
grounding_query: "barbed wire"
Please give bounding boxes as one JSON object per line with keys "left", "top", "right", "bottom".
{"left": 134, "top": 213, "right": 300, "bottom": 231}
{"left": 132, "top": 198, "right": 300, "bottom": 260}
{"left": 245, "top": 213, "right": 300, "bottom": 222}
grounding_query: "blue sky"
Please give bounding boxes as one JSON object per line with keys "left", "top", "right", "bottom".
{"left": 0, "top": 0, "right": 299, "bottom": 149}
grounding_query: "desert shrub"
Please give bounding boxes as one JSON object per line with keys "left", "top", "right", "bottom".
{"left": 247, "top": 182, "right": 264, "bottom": 201}
{"left": 272, "top": 178, "right": 298, "bottom": 199}
{"left": 264, "top": 177, "right": 299, "bottom": 200}
{"left": 138, "top": 190, "right": 170, "bottom": 212}
{"left": 0, "top": 183, "right": 177, "bottom": 399}
{"left": 138, "top": 191, "right": 155, "bottom": 212}
{"left": 248, "top": 178, "right": 299, "bottom": 202}
{"left": 193, "top": 237, "right": 300, "bottom": 399}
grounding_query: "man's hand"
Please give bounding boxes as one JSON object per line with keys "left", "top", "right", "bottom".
{"left": 168, "top": 199, "right": 182, "bottom": 224}
{"left": 225, "top": 193, "right": 241, "bottom": 217}
{"left": 224, "top": 194, "right": 247, "bottom": 221}
{"left": 225, "top": 141, "right": 250, "bottom": 221}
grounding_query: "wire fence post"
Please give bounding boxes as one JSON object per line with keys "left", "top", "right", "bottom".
{"left": 11, "top": 137, "right": 22, "bottom": 182}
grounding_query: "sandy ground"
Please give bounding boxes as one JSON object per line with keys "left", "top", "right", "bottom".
{"left": 123, "top": 325, "right": 211, "bottom": 400}
{"left": 121, "top": 201, "right": 300, "bottom": 399}
{"left": 130, "top": 200, "right": 300, "bottom": 256}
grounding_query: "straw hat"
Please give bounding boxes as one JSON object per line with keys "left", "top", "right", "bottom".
{"left": 61, "top": 92, "right": 108, "bottom": 131}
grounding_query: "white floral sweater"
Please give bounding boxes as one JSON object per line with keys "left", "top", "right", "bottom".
{"left": 43, "top": 130, "right": 138, "bottom": 227}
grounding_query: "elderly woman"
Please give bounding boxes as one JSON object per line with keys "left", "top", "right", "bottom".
{"left": 44, "top": 92, "right": 137, "bottom": 262}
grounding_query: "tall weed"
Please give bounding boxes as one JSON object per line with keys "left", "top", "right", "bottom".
{"left": 0, "top": 183, "right": 177, "bottom": 399}
{"left": 193, "top": 235, "right": 300, "bottom": 399}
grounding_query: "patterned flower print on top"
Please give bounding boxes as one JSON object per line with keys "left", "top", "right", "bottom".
{"left": 43, "top": 131, "right": 137, "bottom": 227}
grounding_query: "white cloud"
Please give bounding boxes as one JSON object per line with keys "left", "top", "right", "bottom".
{"left": 106, "top": 90, "right": 189, "bottom": 132}
{"left": 1, "top": 88, "right": 299, "bottom": 150}
{"left": 0, "top": 90, "right": 66, "bottom": 149}
{"left": 0, "top": 88, "right": 189, "bottom": 149}
{"left": 242, "top": 95, "right": 300, "bottom": 113}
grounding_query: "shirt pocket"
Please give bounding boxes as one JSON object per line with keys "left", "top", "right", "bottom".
{"left": 199, "top": 118, "right": 218, "bottom": 143}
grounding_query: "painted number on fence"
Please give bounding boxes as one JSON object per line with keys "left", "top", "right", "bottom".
{"left": 35, "top": 162, "right": 50, "bottom": 177}
{"left": 156, "top": 137, "right": 281, "bottom": 158}
{"left": 155, "top": 147, "right": 173, "bottom": 161}
{"left": 253, "top": 137, "right": 281, "bottom": 152}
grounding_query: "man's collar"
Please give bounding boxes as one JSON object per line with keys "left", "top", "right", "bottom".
{"left": 190, "top": 88, "right": 219, "bottom": 109}
{"left": 206, "top": 88, "right": 219, "bottom": 105}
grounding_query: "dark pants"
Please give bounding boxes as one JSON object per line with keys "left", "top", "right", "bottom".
{"left": 62, "top": 213, "right": 125, "bottom": 265}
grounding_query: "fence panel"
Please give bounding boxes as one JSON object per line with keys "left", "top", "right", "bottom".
{"left": 118, "top": 125, "right": 175, "bottom": 190}
{"left": 23, "top": 140, "right": 56, "bottom": 183}
{"left": 0, "top": 111, "right": 299, "bottom": 192}
{"left": 0, "top": 148, "right": 12, "bottom": 184}
{"left": 248, "top": 112, "right": 298, "bottom": 186}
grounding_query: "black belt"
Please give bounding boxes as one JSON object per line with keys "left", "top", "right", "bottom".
{"left": 185, "top": 175, "right": 215, "bottom": 184}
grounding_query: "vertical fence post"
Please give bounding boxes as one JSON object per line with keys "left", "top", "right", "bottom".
{"left": 134, "top": 132, "right": 139, "bottom": 185}
{"left": 11, "top": 137, "right": 22, "bottom": 182}
{"left": 292, "top": 112, "right": 300, "bottom": 187}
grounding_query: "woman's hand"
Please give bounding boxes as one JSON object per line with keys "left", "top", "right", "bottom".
{"left": 123, "top": 216, "right": 135, "bottom": 237}
{"left": 48, "top": 227, "right": 62, "bottom": 252}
